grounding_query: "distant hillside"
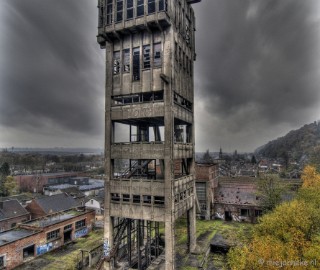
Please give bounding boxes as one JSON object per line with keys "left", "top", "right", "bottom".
{"left": 255, "top": 122, "right": 320, "bottom": 160}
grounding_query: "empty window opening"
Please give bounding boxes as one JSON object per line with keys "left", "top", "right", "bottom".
{"left": 241, "top": 209, "right": 250, "bottom": 217}
{"left": 153, "top": 43, "right": 162, "bottom": 67}
{"left": 148, "top": 0, "right": 156, "bottom": 14}
{"left": 23, "top": 245, "right": 35, "bottom": 260}
{"left": 123, "top": 194, "right": 130, "bottom": 202}
{"left": 143, "top": 195, "right": 152, "bottom": 204}
{"left": 126, "top": 0, "right": 134, "bottom": 20}
{"left": 154, "top": 196, "right": 165, "bottom": 206}
{"left": 116, "top": 0, "right": 123, "bottom": 22}
{"left": 133, "top": 47, "right": 140, "bottom": 80}
{"left": 133, "top": 195, "right": 141, "bottom": 203}
{"left": 255, "top": 210, "right": 262, "bottom": 217}
{"left": 143, "top": 45, "right": 151, "bottom": 69}
{"left": 113, "top": 51, "right": 120, "bottom": 75}
{"left": 111, "top": 193, "right": 121, "bottom": 202}
{"left": 123, "top": 49, "right": 130, "bottom": 72}
{"left": 112, "top": 90, "right": 164, "bottom": 106}
{"left": 137, "top": 0, "right": 144, "bottom": 17}
{"left": 0, "top": 255, "right": 5, "bottom": 268}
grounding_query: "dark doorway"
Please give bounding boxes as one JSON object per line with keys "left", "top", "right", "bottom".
{"left": 23, "top": 245, "right": 35, "bottom": 260}
{"left": 64, "top": 230, "right": 72, "bottom": 243}
{"left": 225, "top": 211, "right": 232, "bottom": 221}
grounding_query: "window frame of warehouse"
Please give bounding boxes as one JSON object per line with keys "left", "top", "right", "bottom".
{"left": 143, "top": 45, "right": 151, "bottom": 69}
{"left": 0, "top": 255, "right": 6, "bottom": 269}
{"left": 137, "top": 0, "right": 144, "bottom": 17}
{"left": 116, "top": 0, "right": 123, "bottom": 22}
{"left": 75, "top": 219, "right": 86, "bottom": 230}
{"left": 47, "top": 229, "right": 60, "bottom": 242}
{"left": 153, "top": 43, "right": 162, "bottom": 67}
{"left": 133, "top": 47, "right": 140, "bottom": 81}
{"left": 106, "top": 0, "right": 113, "bottom": 25}
{"left": 126, "top": 0, "right": 134, "bottom": 20}
{"left": 113, "top": 51, "right": 120, "bottom": 75}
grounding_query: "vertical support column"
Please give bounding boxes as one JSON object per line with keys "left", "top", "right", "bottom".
{"left": 103, "top": 42, "right": 114, "bottom": 270}
{"left": 164, "top": 27, "right": 175, "bottom": 270}
{"left": 187, "top": 207, "right": 196, "bottom": 252}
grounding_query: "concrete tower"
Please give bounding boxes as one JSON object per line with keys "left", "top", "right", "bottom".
{"left": 97, "top": 0, "right": 201, "bottom": 269}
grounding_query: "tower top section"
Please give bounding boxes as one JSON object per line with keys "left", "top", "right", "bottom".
{"left": 97, "top": 0, "right": 201, "bottom": 48}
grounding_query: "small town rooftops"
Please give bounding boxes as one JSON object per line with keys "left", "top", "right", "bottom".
{"left": 0, "top": 200, "right": 29, "bottom": 220}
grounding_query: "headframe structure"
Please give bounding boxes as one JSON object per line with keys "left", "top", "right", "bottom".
{"left": 97, "top": 0, "right": 201, "bottom": 269}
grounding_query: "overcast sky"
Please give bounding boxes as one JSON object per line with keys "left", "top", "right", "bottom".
{"left": 1, "top": 0, "right": 320, "bottom": 152}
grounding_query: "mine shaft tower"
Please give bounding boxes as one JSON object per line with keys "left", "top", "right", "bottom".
{"left": 97, "top": 0, "right": 201, "bottom": 269}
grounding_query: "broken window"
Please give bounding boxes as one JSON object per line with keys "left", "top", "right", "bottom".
{"left": 111, "top": 193, "right": 121, "bottom": 202}
{"left": 255, "top": 210, "right": 262, "bottom": 217}
{"left": 137, "top": 0, "right": 144, "bottom": 17}
{"left": 143, "top": 45, "right": 151, "bottom": 69}
{"left": 153, "top": 43, "right": 162, "bottom": 67}
{"left": 0, "top": 255, "right": 5, "bottom": 268}
{"left": 154, "top": 196, "right": 165, "bottom": 206}
{"left": 240, "top": 209, "right": 250, "bottom": 217}
{"left": 123, "top": 49, "right": 130, "bottom": 72}
{"left": 116, "top": 0, "right": 123, "bottom": 22}
{"left": 123, "top": 194, "right": 130, "bottom": 202}
{"left": 143, "top": 195, "right": 152, "bottom": 204}
{"left": 185, "top": 18, "right": 191, "bottom": 44}
{"left": 106, "top": 0, "right": 113, "bottom": 25}
{"left": 113, "top": 51, "right": 120, "bottom": 75}
{"left": 148, "top": 0, "right": 156, "bottom": 14}
{"left": 132, "top": 47, "right": 140, "bottom": 80}
{"left": 133, "top": 195, "right": 141, "bottom": 203}
{"left": 159, "top": 0, "right": 167, "bottom": 11}
{"left": 47, "top": 229, "right": 60, "bottom": 241}
{"left": 75, "top": 219, "right": 86, "bottom": 229}
{"left": 98, "top": 0, "right": 105, "bottom": 28}
{"left": 126, "top": 0, "right": 134, "bottom": 20}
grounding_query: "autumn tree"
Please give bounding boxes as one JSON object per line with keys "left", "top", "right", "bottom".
{"left": 256, "top": 174, "right": 285, "bottom": 212}
{"left": 3, "top": 176, "right": 18, "bottom": 196}
{"left": 228, "top": 166, "right": 320, "bottom": 270}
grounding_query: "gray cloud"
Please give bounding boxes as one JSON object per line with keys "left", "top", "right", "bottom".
{"left": 0, "top": 0, "right": 105, "bottom": 147}
{"left": 0, "top": 0, "right": 320, "bottom": 151}
{"left": 193, "top": 0, "right": 320, "bottom": 152}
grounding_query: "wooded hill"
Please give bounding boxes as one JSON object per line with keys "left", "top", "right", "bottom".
{"left": 255, "top": 122, "right": 320, "bottom": 160}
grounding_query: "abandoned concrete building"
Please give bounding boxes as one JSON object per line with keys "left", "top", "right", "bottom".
{"left": 0, "top": 208, "right": 95, "bottom": 269}
{"left": 96, "top": 0, "right": 201, "bottom": 269}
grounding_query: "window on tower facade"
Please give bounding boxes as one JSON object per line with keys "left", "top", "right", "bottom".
{"left": 123, "top": 49, "right": 130, "bottom": 72}
{"left": 148, "top": 0, "right": 156, "bottom": 14}
{"left": 153, "top": 43, "right": 162, "bottom": 67}
{"left": 159, "top": 0, "right": 167, "bottom": 11}
{"left": 133, "top": 47, "right": 140, "bottom": 80}
{"left": 126, "top": 0, "right": 134, "bottom": 20}
{"left": 113, "top": 51, "right": 120, "bottom": 75}
{"left": 116, "top": 0, "right": 123, "bottom": 22}
{"left": 137, "top": 0, "right": 144, "bottom": 17}
{"left": 143, "top": 45, "right": 151, "bottom": 69}
{"left": 106, "top": 0, "right": 113, "bottom": 25}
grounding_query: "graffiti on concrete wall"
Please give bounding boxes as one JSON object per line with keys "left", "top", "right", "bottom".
{"left": 103, "top": 239, "right": 110, "bottom": 257}
{"left": 36, "top": 242, "right": 53, "bottom": 255}
{"left": 75, "top": 227, "right": 88, "bottom": 238}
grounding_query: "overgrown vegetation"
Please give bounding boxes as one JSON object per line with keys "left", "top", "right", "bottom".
{"left": 228, "top": 166, "right": 320, "bottom": 270}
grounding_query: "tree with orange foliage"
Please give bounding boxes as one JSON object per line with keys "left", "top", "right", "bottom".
{"left": 228, "top": 166, "right": 320, "bottom": 270}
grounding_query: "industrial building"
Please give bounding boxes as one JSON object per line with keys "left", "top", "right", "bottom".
{"left": 96, "top": 0, "right": 201, "bottom": 269}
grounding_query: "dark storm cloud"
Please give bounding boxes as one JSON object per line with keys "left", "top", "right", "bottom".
{"left": 193, "top": 0, "right": 320, "bottom": 151}
{"left": 0, "top": 0, "right": 104, "bottom": 138}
